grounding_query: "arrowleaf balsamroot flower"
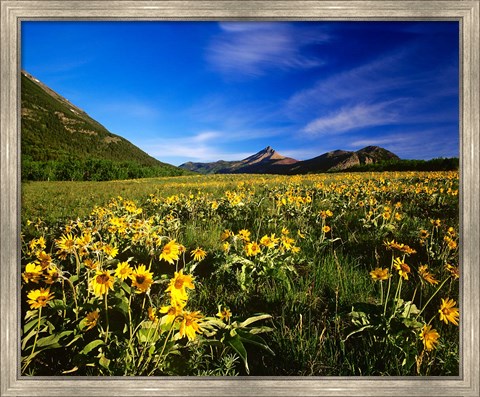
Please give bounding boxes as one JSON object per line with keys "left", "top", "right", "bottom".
{"left": 216, "top": 306, "right": 232, "bottom": 322}
{"left": 420, "top": 324, "right": 440, "bottom": 351}
{"left": 130, "top": 265, "right": 154, "bottom": 293}
{"left": 84, "top": 310, "right": 100, "bottom": 331}
{"left": 191, "top": 247, "right": 207, "bottom": 262}
{"left": 369, "top": 267, "right": 389, "bottom": 281}
{"left": 44, "top": 266, "right": 61, "bottom": 284}
{"left": 393, "top": 257, "right": 411, "bottom": 280}
{"left": 160, "top": 303, "right": 184, "bottom": 325}
{"left": 115, "top": 261, "right": 133, "bottom": 281}
{"left": 418, "top": 265, "right": 439, "bottom": 285}
{"left": 102, "top": 244, "right": 119, "bottom": 259}
{"left": 148, "top": 307, "right": 158, "bottom": 322}
{"left": 160, "top": 240, "right": 181, "bottom": 264}
{"left": 238, "top": 229, "right": 251, "bottom": 242}
{"left": 22, "top": 263, "right": 43, "bottom": 284}
{"left": 178, "top": 310, "right": 204, "bottom": 341}
{"left": 56, "top": 233, "right": 76, "bottom": 254}
{"left": 166, "top": 270, "right": 194, "bottom": 306}
{"left": 27, "top": 288, "right": 54, "bottom": 309}
{"left": 445, "top": 263, "right": 460, "bottom": 280}
{"left": 90, "top": 270, "right": 115, "bottom": 297}
{"left": 245, "top": 242, "right": 261, "bottom": 257}
{"left": 35, "top": 251, "right": 52, "bottom": 269}
{"left": 439, "top": 298, "right": 460, "bottom": 325}
{"left": 260, "top": 234, "right": 278, "bottom": 249}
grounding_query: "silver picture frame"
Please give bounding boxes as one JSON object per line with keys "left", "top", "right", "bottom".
{"left": 1, "top": 1, "right": 479, "bottom": 396}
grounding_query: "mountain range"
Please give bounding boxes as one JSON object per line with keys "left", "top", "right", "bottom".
{"left": 180, "top": 145, "right": 400, "bottom": 175}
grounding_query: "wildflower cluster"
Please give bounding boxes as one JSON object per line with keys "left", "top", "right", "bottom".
{"left": 21, "top": 197, "right": 272, "bottom": 376}
{"left": 21, "top": 170, "right": 459, "bottom": 376}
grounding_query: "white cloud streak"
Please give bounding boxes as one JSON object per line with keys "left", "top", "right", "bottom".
{"left": 302, "top": 102, "right": 401, "bottom": 136}
{"left": 136, "top": 130, "right": 269, "bottom": 165}
{"left": 207, "top": 22, "right": 326, "bottom": 77}
{"left": 286, "top": 51, "right": 411, "bottom": 116}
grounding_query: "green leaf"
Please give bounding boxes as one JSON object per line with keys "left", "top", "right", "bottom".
{"left": 35, "top": 334, "right": 62, "bottom": 348}
{"left": 401, "top": 301, "right": 420, "bottom": 318}
{"left": 49, "top": 299, "right": 67, "bottom": 311}
{"left": 23, "top": 317, "right": 43, "bottom": 335}
{"left": 120, "top": 281, "right": 131, "bottom": 294}
{"left": 238, "top": 314, "right": 272, "bottom": 328}
{"left": 99, "top": 354, "right": 110, "bottom": 370}
{"left": 81, "top": 339, "right": 104, "bottom": 355}
{"left": 112, "top": 294, "right": 129, "bottom": 318}
{"left": 24, "top": 310, "right": 38, "bottom": 321}
{"left": 237, "top": 329, "right": 275, "bottom": 356}
{"left": 62, "top": 366, "right": 79, "bottom": 374}
{"left": 65, "top": 333, "right": 83, "bottom": 347}
{"left": 342, "top": 324, "right": 374, "bottom": 342}
{"left": 226, "top": 334, "right": 249, "bottom": 374}
{"left": 137, "top": 325, "right": 160, "bottom": 344}
{"left": 248, "top": 326, "right": 273, "bottom": 335}
{"left": 21, "top": 327, "right": 41, "bottom": 351}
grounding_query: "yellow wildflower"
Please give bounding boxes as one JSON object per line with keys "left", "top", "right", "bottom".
{"left": 84, "top": 310, "right": 100, "bottom": 331}
{"left": 178, "top": 310, "right": 203, "bottom": 341}
{"left": 369, "top": 267, "right": 389, "bottom": 281}
{"left": 115, "top": 261, "right": 133, "bottom": 281}
{"left": 160, "top": 240, "right": 181, "bottom": 264}
{"left": 191, "top": 247, "right": 207, "bottom": 262}
{"left": 27, "top": 288, "right": 54, "bottom": 310}
{"left": 420, "top": 324, "right": 440, "bottom": 351}
{"left": 130, "top": 265, "right": 154, "bottom": 293}
{"left": 166, "top": 270, "right": 195, "bottom": 306}
{"left": 22, "top": 263, "right": 43, "bottom": 284}
{"left": 439, "top": 298, "right": 459, "bottom": 326}
{"left": 393, "top": 257, "right": 411, "bottom": 280}
{"left": 90, "top": 270, "right": 115, "bottom": 297}
{"left": 245, "top": 241, "right": 261, "bottom": 257}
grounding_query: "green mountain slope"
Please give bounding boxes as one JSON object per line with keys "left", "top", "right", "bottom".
{"left": 21, "top": 71, "right": 187, "bottom": 180}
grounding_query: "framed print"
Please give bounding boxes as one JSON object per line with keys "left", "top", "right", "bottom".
{"left": 1, "top": 1, "right": 479, "bottom": 396}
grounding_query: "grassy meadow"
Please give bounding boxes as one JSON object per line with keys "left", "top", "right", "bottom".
{"left": 21, "top": 171, "right": 460, "bottom": 376}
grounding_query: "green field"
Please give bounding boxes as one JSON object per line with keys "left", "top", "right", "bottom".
{"left": 21, "top": 171, "right": 460, "bottom": 376}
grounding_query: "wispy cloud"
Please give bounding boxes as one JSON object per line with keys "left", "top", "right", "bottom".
{"left": 136, "top": 130, "right": 269, "bottom": 165}
{"left": 286, "top": 52, "right": 413, "bottom": 118}
{"left": 302, "top": 101, "right": 401, "bottom": 136}
{"left": 286, "top": 47, "right": 458, "bottom": 120}
{"left": 206, "top": 22, "right": 326, "bottom": 77}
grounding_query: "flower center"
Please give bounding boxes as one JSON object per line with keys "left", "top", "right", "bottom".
{"left": 175, "top": 278, "right": 184, "bottom": 289}
{"left": 96, "top": 274, "right": 110, "bottom": 284}
{"left": 136, "top": 275, "right": 146, "bottom": 284}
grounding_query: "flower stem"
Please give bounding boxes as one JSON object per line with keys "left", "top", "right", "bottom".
{"left": 22, "top": 307, "right": 42, "bottom": 372}
{"left": 416, "top": 276, "right": 450, "bottom": 320}
{"left": 383, "top": 255, "right": 394, "bottom": 316}
{"left": 104, "top": 293, "right": 109, "bottom": 343}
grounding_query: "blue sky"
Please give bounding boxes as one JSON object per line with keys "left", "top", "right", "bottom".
{"left": 21, "top": 21, "right": 459, "bottom": 165}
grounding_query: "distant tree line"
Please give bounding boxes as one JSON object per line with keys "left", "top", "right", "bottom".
{"left": 344, "top": 157, "right": 459, "bottom": 173}
{"left": 22, "top": 157, "right": 187, "bottom": 181}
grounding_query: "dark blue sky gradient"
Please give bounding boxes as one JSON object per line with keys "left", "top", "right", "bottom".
{"left": 22, "top": 21, "right": 459, "bottom": 165}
